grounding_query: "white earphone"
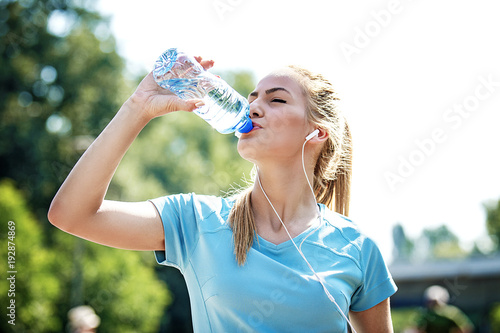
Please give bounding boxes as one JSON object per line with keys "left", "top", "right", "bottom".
{"left": 305, "top": 129, "right": 319, "bottom": 142}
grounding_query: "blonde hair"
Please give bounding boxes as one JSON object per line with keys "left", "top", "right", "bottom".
{"left": 228, "top": 66, "right": 352, "bottom": 265}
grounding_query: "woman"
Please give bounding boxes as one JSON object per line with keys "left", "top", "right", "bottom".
{"left": 48, "top": 57, "right": 397, "bottom": 332}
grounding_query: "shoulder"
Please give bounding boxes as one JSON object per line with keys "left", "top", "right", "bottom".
{"left": 151, "top": 192, "right": 234, "bottom": 226}
{"left": 317, "top": 204, "right": 380, "bottom": 264}
{"left": 319, "top": 204, "right": 366, "bottom": 248}
{"left": 191, "top": 193, "right": 234, "bottom": 221}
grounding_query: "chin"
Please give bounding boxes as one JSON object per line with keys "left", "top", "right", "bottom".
{"left": 237, "top": 140, "right": 260, "bottom": 164}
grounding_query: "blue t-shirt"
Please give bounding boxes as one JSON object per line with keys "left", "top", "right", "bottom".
{"left": 151, "top": 193, "right": 397, "bottom": 333}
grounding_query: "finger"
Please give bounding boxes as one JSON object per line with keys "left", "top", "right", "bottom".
{"left": 194, "top": 55, "right": 214, "bottom": 70}
{"left": 200, "top": 59, "right": 214, "bottom": 70}
{"left": 182, "top": 99, "right": 203, "bottom": 112}
{"left": 193, "top": 99, "right": 205, "bottom": 108}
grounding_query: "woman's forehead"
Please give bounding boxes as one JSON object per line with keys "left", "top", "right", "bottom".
{"left": 255, "top": 70, "right": 304, "bottom": 95}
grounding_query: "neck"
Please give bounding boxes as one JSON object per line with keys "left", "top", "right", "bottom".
{"left": 251, "top": 158, "right": 319, "bottom": 237}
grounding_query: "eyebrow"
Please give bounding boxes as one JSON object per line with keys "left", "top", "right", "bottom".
{"left": 249, "top": 87, "right": 291, "bottom": 98}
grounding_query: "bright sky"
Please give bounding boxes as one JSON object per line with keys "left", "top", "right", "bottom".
{"left": 96, "top": 0, "right": 500, "bottom": 261}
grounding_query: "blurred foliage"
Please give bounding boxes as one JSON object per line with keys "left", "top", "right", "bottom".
{"left": 392, "top": 196, "right": 500, "bottom": 261}
{"left": 419, "top": 225, "right": 467, "bottom": 260}
{"left": 0, "top": 179, "right": 170, "bottom": 332}
{"left": 485, "top": 198, "right": 500, "bottom": 251}
{"left": 0, "top": 179, "right": 62, "bottom": 332}
{"left": 52, "top": 232, "right": 171, "bottom": 333}
{"left": 392, "top": 224, "right": 467, "bottom": 262}
{"left": 391, "top": 307, "right": 421, "bottom": 333}
{"left": 491, "top": 303, "right": 500, "bottom": 333}
{"left": 0, "top": 0, "right": 131, "bottom": 223}
{"left": 392, "top": 223, "right": 414, "bottom": 262}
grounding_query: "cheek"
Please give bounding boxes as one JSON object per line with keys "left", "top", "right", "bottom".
{"left": 269, "top": 112, "right": 294, "bottom": 134}
{"left": 269, "top": 112, "right": 308, "bottom": 142}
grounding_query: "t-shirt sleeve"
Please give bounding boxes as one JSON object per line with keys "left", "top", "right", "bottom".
{"left": 350, "top": 237, "right": 398, "bottom": 312}
{"left": 150, "top": 193, "right": 200, "bottom": 271}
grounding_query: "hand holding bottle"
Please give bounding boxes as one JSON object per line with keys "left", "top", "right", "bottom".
{"left": 127, "top": 56, "right": 214, "bottom": 122}
{"left": 153, "top": 48, "right": 253, "bottom": 134}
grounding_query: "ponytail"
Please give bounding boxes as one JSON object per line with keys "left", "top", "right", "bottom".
{"left": 314, "top": 121, "right": 352, "bottom": 216}
{"left": 228, "top": 187, "right": 255, "bottom": 266}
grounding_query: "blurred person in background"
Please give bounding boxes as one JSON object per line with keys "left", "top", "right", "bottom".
{"left": 68, "top": 305, "right": 100, "bottom": 333}
{"left": 416, "top": 285, "right": 474, "bottom": 333}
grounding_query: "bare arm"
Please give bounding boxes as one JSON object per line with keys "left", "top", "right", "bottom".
{"left": 48, "top": 59, "right": 213, "bottom": 250}
{"left": 349, "top": 298, "right": 393, "bottom": 333}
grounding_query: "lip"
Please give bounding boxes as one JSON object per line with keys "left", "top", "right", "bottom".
{"left": 251, "top": 122, "right": 263, "bottom": 130}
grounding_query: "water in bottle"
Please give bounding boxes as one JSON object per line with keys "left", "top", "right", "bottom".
{"left": 153, "top": 48, "right": 253, "bottom": 134}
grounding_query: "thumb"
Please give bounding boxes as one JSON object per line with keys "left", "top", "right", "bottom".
{"left": 182, "top": 99, "right": 205, "bottom": 112}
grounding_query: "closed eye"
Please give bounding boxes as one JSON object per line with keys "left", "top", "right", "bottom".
{"left": 272, "top": 98, "right": 287, "bottom": 103}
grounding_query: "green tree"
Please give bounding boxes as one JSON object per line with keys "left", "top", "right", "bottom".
{"left": 51, "top": 232, "right": 171, "bottom": 333}
{"left": 393, "top": 224, "right": 467, "bottom": 261}
{"left": 0, "top": 0, "right": 130, "bottom": 224}
{"left": 484, "top": 198, "right": 500, "bottom": 251}
{"left": 415, "top": 225, "right": 466, "bottom": 260}
{"left": 0, "top": 179, "right": 62, "bottom": 331}
{"left": 491, "top": 303, "right": 500, "bottom": 333}
{"left": 0, "top": 179, "right": 171, "bottom": 332}
{"left": 392, "top": 223, "right": 414, "bottom": 262}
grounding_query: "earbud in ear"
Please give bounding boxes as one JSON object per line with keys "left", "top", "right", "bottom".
{"left": 305, "top": 129, "right": 320, "bottom": 142}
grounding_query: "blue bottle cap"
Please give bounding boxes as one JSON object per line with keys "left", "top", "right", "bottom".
{"left": 237, "top": 118, "right": 253, "bottom": 134}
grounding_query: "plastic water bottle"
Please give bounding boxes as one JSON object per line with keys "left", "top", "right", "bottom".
{"left": 153, "top": 48, "right": 253, "bottom": 134}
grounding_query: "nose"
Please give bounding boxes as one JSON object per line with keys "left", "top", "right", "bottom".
{"left": 249, "top": 101, "right": 263, "bottom": 119}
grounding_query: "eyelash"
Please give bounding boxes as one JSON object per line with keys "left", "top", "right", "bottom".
{"left": 272, "top": 98, "right": 287, "bottom": 103}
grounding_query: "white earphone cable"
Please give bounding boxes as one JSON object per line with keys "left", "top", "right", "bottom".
{"left": 255, "top": 137, "right": 358, "bottom": 333}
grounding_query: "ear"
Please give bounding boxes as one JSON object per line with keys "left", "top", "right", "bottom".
{"left": 317, "top": 128, "right": 328, "bottom": 141}
{"left": 308, "top": 127, "right": 328, "bottom": 144}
